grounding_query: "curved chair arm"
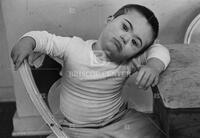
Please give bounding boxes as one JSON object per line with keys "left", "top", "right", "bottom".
{"left": 18, "top": 60, "right": 69, "bottom": 138}
{"left": 184, "top": 13, "right": 200, "bottom": 44}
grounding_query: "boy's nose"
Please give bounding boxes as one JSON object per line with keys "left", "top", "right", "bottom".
{"left": 120, "top": 34, "right": 131, "bottom": 45}
{"left": 120, "top": 36, "right": 126, "bottom": 45}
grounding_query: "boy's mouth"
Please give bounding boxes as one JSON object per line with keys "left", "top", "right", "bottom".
{"left": 113, "top": 37, "right": 122, "bottom": 52}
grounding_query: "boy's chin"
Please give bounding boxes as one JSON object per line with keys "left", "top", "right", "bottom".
{"left": 109, "top": 55, "right": 125, "bottom": 64}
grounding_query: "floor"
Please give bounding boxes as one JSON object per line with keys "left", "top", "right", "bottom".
{"left": 0, "top": 102, "right": 47, "bottom": 138}
{"left": 1, "top": 101, "right": 199, "bottom": 138}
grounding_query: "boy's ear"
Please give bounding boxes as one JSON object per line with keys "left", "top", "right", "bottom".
{"left": 106, "top": 15, "right": 114, "bottom": 23}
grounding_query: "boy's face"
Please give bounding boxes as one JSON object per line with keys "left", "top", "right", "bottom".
{"left": 98, "top": 10, "right": 154, "bottom": 63}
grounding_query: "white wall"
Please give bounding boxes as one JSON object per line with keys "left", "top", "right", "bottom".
{"left": 0, "top": 1, "right": 14, "bottom": 101}
{"left": 1, "top": 0, "right": 200, "bottom": 111}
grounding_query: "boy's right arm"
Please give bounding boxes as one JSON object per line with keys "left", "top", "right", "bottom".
{"left": 11, "top": 36, "right": 36, "bottom": 70}
{"left": 11, "top": 31, "right": 72, "bottom": 70}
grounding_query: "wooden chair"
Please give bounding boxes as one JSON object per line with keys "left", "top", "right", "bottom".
{"left": 18, "top": 58, "right": 69, "bottom": 138}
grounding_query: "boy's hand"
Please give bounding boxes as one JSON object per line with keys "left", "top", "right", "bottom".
{"left": 135, "top": 58, "right": 165, "bottom": 90}
{"left": 10, "top": 37, "right": 36, "bottom": 70}
{"left": 136, "top": 65, "right": 159, "bottom": 90}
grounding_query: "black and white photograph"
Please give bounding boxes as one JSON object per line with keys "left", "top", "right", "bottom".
{"left": 0, "top": 0, "right": 200, "bottom": 138}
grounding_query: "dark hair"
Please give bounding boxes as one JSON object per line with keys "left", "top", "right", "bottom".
{"left": 113, "top": 4, "right": 159, "bottom": 57}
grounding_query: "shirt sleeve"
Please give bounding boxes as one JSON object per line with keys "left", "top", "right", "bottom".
{"left": 21, "top": 31, "right": 72, "bottom": 59}
{"left": 146, "top": 43, "right": 170, "bottom": 69}
{"left": 130, "top": 43, "right": 170, "bottom": 72}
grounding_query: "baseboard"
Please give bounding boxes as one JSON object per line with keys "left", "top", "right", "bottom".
{"left": 0, "top": 86, "right": 15, "bottom": 102}
{"left": 12, "top": 112, "right": 51, "bottom": 136}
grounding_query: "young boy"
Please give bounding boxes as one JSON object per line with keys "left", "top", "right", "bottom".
{"left": 11, "top": 4, "right": 170, "bottom": 138}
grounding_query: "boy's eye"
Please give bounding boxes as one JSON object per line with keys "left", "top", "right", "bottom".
{"left": 122, "top": 24, "right": 128, "bottom": 32}
{"left": 132, "top": 39, "right": 137, "bottom": 46}
{"left": 131, "top": 39, "right": 141, "bottom": 48}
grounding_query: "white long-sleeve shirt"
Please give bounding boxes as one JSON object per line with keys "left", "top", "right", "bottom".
{"left": 23, "top": 31, "right": 170, "bottom": 124}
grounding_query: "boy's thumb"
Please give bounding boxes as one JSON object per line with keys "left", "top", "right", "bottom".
{"left": 28, "top": 54, "right": 34, "bottom": 66}
{"left": 15, "top": 55, "right": 25, "bottom": 70}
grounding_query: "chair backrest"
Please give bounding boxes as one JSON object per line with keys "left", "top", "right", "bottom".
{"left": 18, "top": 60, "right": 69, "bottom": 138}
{"left": 184, "top": 13, "right": 200, "bottom": 44}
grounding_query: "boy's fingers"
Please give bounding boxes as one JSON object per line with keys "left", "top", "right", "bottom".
{"left": 14, "top": 61, "right": 20, "bottom": 70}
{"left": 145, "top": 75, "right": 154, "bottom": 89}
{"left": 15, "top": 60, "right": 21, "bottom": 70}
{"left": 13, "top": 55, "right": 18, "bottom": 65}
{"left": 14, "top": 55, "right": 25, "bottom": 70}
{"left": 152, "top": 77, "right": 159, "bottom": 87}
{"left": 11, "top": 52, "right": 18, "bottom": 64}
{"left": 139, "top": 73, "right": 150, "bottom": 88}
{"left": 136, "top": 70, "right": 145, "bottom": 85}
{"left": 28, "top": 54, "right": 34, "bottom": 65}
{"left": 137, "top": 72, "right": 149, "bottom": 88}
{"left": 12, "top": 54, "right": 19, "bottom": 68}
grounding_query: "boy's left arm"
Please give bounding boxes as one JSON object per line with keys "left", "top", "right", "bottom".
{"left": 136, "top": 44, "right": 170, "bottom": 89}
